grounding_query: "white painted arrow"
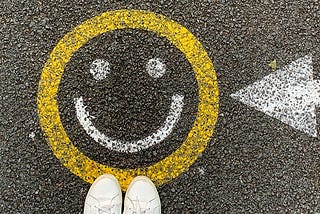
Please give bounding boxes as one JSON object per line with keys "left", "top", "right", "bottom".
{"left": 231, "top": 55, "right": 320, "bottom": 137}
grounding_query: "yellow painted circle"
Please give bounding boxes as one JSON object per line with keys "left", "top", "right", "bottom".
{"left": 38, "top": 10, "right": 219, "bottom": 191}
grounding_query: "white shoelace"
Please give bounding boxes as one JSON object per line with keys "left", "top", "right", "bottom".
{"left": 125, "top": 197, "right": 158, "bottom": 214}
{"left": 85, "top": 195, "right": 120, "bottom": 214}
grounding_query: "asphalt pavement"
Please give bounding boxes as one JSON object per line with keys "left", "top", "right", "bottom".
{"left": 1, "top": 0, "right": 320, "bottom": 213}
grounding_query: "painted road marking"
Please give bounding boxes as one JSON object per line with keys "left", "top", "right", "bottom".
{"left": 78, "top": 57, "right": 183, "bottom": 153}
{"left": 231, "top": 55, "right": 320, "bottom": 137}
{"left": 74, "top": 94, "right": 185, "bottom": 153}
{"left": 37, "top": 9, "right": 219, "bottom": 191}
{"left": 146, "top": 58, "right": 166, "bottom": 78}
{"left": 90, "top": 59, "right": 110, "bottom": 81}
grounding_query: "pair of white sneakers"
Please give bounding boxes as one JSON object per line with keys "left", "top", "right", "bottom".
{"left": 84, "top": 174, "right": 161, "bottom": 214}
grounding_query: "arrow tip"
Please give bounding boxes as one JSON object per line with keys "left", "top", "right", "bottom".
{"left": 231, "top": 55, "right": 318, "bottom": 138}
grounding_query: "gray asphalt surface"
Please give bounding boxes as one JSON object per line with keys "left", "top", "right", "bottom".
{"left": 1, "top": 0, "right": 320, "bottom": 213}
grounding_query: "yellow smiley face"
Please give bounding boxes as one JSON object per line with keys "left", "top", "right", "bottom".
{"left": 38, "top": 9, "right": 219, "bottom": 191}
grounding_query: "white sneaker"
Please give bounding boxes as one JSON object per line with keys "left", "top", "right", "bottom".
{"left": 124, "top": 176, "right": 161, "bottom": 214}
{"left": 84, "top": 174, "right": 122, "bottom": 214}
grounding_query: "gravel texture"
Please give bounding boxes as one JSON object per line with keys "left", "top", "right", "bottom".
{"left": 1, "top": 0, "right": 320, "bottom": 213}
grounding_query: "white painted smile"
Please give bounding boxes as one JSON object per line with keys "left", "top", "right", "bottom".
{"left": 74, "top": 58, "right": 185, "bottom": 153}
{"left": 75, "top": 94, "right": 184, "bottom": 153}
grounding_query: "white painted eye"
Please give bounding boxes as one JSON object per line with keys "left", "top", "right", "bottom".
{"left": 90, "top": 59, "right": 110, "bottom": 80}
{"left": 146, "top": 58, "right": 166, "bottom": 78}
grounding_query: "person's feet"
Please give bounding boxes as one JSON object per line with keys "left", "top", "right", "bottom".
{"left": 84, "top": 174, "right": 122, "bottom": 214}
{"left": 124, "top": 176, "right": 161, "bottom": 214}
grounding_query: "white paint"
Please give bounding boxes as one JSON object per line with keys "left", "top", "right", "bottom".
{"left": 29, "top": 132, "right": 35, "bottom": 139}
{"left": 231, "top": 55, "right": 320, "bottom": 137}
{"left": 146, "top": 58, "right": 166, "bottom": 78}
{"left": 75, "top": 94, "right": 184, "bottom": 153}
{"left": 198, "top": 167, "right": 205, "bottom": 176}
{"left": 90, "top": 59, "right": 110, "bottom": 80}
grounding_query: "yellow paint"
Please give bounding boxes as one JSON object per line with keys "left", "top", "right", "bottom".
{"left": 269, "top": 59, "right": 277, "bottom": 71}
{"left": 37, "top": 9, "right": 219, "bottom": 191}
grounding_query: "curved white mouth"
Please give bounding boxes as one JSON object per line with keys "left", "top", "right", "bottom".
{"left": 74, "top": 94, "right": 184, "bottom": 153}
